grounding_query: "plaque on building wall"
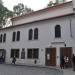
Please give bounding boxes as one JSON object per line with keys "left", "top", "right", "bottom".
{"left": 21, "top": 48, "right": 25, "bottom": 59}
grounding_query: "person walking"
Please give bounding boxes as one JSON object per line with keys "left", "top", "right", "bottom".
{"left": 66, "top": 57, "right": 69, "bottom": 68}
{"left": 12, "top": 56, "right": 16, "bottom": 64}
{"left": 64, "top": 56, "right": 67, "bottom": 68}
{"left": 72, "top": 54, "right": 75, "bottom": 71}
{"left": 60, "top": 56, "right": 65, "bottom": 69}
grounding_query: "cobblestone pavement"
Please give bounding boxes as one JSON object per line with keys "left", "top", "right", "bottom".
{"left": 63, "top": 68, "right": 75, "bottom": 75}
{"left": 0, "top": 64, "right": 63, "bottom": 75}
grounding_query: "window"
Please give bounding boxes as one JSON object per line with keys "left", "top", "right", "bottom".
{"left": 0, "top": 33, "right": 6, "bottom": 43}
{"left": 0, "top": 34, "right": 2, "bottom": 43}
{"left": 3, "top": 33, "right": 6, "bottom": 42}
{"left": 21, "top": 48, "right": 25, "bottom": 59}
{"left": 27, "top": 48, "right": 39, "bottom": 59}
{"left": 11, "top": 49, "right": 19, "bottom": 58}
{"left": 27, "top": 49, "right": 32, "bottom": 58}
{"left": 55, "top": 25, "right": 61, "bottom": 38}
{"left": 33, "top": 49, "right": 38, "bottom": 59}
{"left": 34, "top": 28, "right": 38, "bottom": 40}
{"left": 28, "top": 29, "right": 33, "bottom": 40}
{"left": 12, "top": 31, "right": 20, "bottom": 42}
{"left": 17, "top": 31, "right": 20, "bottom": 41}
{"left": 12, "top": 32, "right": 16, "bottom": 41}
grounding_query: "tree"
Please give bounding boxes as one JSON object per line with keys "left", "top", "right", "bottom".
{"left": 24, "top": 6, "right": 33, "bottom": 13}
{"left": 0, "top": 0, "right": 3, "bottom": 4}
{"left": 0, "top": 0, "right": 13, "bottom": 27}
{"left": 13, "top": 3, "right": 24, "bottom": 16}
{"left": 47, "top": 0, "right": 66, "bottom": 7}
{"left": 13, "top": 3, "right": 33, "bottom": 16}
{"left": 47, "top": 1, "right": 54, "bottom": 7}
{"left": 56, "top": 0, "right": 66, "bottom": 4}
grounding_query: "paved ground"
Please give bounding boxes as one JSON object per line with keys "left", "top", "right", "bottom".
{"left": 63, "top": 68, "right": 75, "bottom": 75}
{"left": 0, "top": 64, "right": 63, "bottom": 75}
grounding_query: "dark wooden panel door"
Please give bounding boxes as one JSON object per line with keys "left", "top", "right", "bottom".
{"left": 60, "top": 47, "right": 72, "bottom": 67}
{"left": 46, "top": 48, "right": 56, "bottom": 66}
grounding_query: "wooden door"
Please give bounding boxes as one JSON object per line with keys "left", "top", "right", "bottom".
{"left": 60, "top": 47, "right": 72, "bottom": 67}
{"left": 45, "top": 48, "right": 56, "bottom": 66}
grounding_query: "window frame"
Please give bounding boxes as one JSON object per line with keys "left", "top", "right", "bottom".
{"left": 12, "top": 32, "right": 16, "bottom": 42}
{"left": 0, "top": 34, "right": 2, "bottom": 43}
{"left": 10, "top": 49, "right": 19, "bottom": 58}
{"left": 3, "top": 33, "right": 6, "bottom": 42}
{"left": 55, "top": 25, "right": 61, "bottom": 38}
{"left": 28, "top": 29, "right": 33, "bottom": 40}
{"left": 34, "top": 28, "right": 38, "bottom": 40}
{"left": 27, "top": 48, "right": 39, "bottom": 59}
{"left": 16, "top": 31, "right": 20, "bottom": 41}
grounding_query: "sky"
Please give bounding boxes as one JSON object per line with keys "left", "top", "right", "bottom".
{"left": 2, "top": 0, "right": 71, "bottom": 11}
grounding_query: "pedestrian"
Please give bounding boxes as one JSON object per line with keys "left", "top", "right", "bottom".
{"left": 0, "top": 56, "right": 1, "bottom": 63}
{"left": 12, "top": 56, "right": 16, "bottom": 64}
{"left": 0, "top": 56, "right": 3, "bottom": 64}
{"left": 64, "top": 56, "right": 67, "bottom": 68}
{"left": 60, "top": 56, "right": 65, "bottom": 69}
{"left": 72, "top": 54, "right": 75, "bottom": 71}
{"left": 65, "top": 57, "right": 69, "bottom": 68}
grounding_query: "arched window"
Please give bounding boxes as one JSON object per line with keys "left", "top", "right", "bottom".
{"left": 12, "top": 32, "right": 16, "bottom": 41}
{"left": 3, "top": 33, "right": 6, "bottom": 42}
{"left": 55, "top": 25, "right": 61, "bottom": 38}
{"left": 0, "top": 34, "right": 2, "bottom": 42}
{"left": 28, "top": 29, "right": 33, "bottom": 40}
{"left": 17, "top": 31, "right": 20, "bottom": 41}
{"left": 34, "top": 28, "right": 38, "bottom": 40}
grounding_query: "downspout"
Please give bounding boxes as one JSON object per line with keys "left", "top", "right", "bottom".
{"left": 69, "top": 17, "right": 73, "bottom": 38}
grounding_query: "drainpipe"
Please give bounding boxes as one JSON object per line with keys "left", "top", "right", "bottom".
{"left": 69, "top": 17, "right": 73, "bottom": 38}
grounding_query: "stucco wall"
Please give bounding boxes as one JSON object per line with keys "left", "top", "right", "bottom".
{"left": 0, "top": 16, "right": 75, "bottom": 66}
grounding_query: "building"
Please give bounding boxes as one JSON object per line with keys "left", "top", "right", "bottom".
{"left": 0, "top": 0, "right": 75, "bottom": 67}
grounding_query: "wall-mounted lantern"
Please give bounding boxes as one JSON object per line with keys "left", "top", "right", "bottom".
{"left": 64, "top": 43, "right": 66, "bottom": 47}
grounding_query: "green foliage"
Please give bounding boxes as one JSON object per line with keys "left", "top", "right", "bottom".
{"left": 0, "top": 1, "right": 33, "bottom": 26}
{"left": 25, "top": 6, "right": 33, "bottom": 13}
{"left": 47, "top": 1, "right": 54, "bottom": 7}
{"left": 47, "top": 0, "right": 66, "bottom": 7}
{"left": 56, "top": 0, "right": 66, "bottom": 4}
{"left": 0, "top": 1, "right": 13, "bottom": 26}
{"left": 13, "top": 3, "right": 24, "bottom": 16}
{"left": 13, "top": 3, "right": 33, "bottom": 16}
{"left": 0, "top": 0, "right": 3, "bottom": 4}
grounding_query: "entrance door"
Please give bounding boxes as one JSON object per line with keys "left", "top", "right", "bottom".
{"left": 0, "top": 49, "right": 6, "bottom": 62}
{"left": 45, "top": 48, "right": 56, "bottom": 66}
{"left": 60, "top": 47, "right": 72, "bottom": 67}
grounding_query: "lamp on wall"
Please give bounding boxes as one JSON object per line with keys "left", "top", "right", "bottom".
{"left": 64, "top": 43, "right": 66, "bottom": 47}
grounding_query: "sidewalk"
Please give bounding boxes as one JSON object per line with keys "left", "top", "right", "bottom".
{"left": 0, "top": 64, "right": 63, "bottom": 75}
{"left": 62, "top": 68, "right": 75, "bottom": 75}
